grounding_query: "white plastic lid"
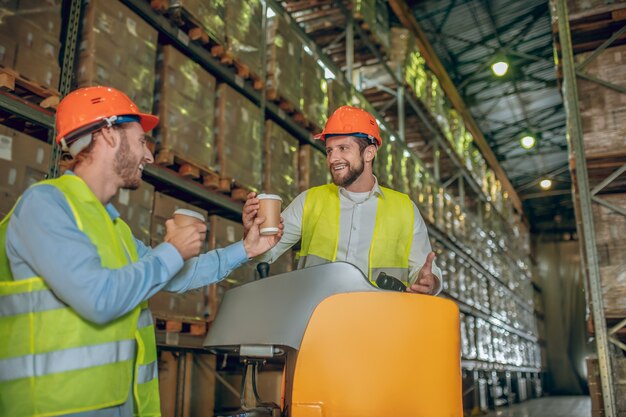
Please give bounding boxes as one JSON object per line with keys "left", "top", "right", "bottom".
{"left": 257, "top": 193, "right": 282, "bottom": 202}
{"left": 173, "top": 208, "right": 206, "bottom": 222}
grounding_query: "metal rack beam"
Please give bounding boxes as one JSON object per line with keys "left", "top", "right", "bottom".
{"left": 0, "top": 91, "right": 54, "bottom": 128}
{"left": 554, "top": 1, "right": 618, "bottom": 415}
{"left": 143, "top": 165, "right": 243, "bottom": 220}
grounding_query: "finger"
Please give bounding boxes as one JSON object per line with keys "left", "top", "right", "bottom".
{"left": 246, "top": 191, "right": 257, "bottom": 200}
{"left": 417, "top": 274, "right": 435, "bottom": 286}
{"left": 410, "top": 283, "right": 432, "bottom": 294}
{"left": 196, "top": 223, "right": 208, "bottom": 233}
{"left": 253, "top": 216, "right": 265, "bottom": 225}
{"left": 243, "top": 202, "right": 259, "bottom": 213}
{"left": 165, "top": 219, "right": 176, "bottom": 229}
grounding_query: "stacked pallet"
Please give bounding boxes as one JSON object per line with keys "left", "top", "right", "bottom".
{"left": 298, "top": 144, "right": 329, "bottom": 191}
{"left": 263, "top": 121, "right": 300, "bottom": 206}
{"left": 225, "top": 0, "right": 264, "bottom": 79}
{"left": 0, "top": 0, "right": 61, "bottom": 98}
{"left": 78, "top": 0, "right": 157, "bottom": 113}
{"left": 327, "top": 78, "right": 353, "bottom": 114}
{"left": 155, "top": 45, "right": 218, "bottom": 176}
{"left": 215, "top": 84, "right": 263, "bottom": 193}
{"left": 267, "top": 14, "right": 303, "bottom": 112}
{"left": 301, "top": 51, "right": 328, "bottom": 129}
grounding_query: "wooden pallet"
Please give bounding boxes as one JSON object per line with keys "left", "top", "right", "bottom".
{"left": 156, "top": 148, "right": 220, "bottom": 190}
{"left": 153, "top": 315, "right": 209, "bottom": 348}
{"left": 0, "top": 67, "right": 59, "bottom": 109}
{"left": 150, "top": 0, "right": 227, "bottom": 59}
{"left": 217, "top": 177, "right": 256, "bottom": 202}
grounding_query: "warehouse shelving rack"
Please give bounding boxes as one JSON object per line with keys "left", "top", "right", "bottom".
{"left": 553, "top": 1, "right": 626, "bottom": 416}
{"left": 1, "top": 0, "right": 542, "bottom": 410}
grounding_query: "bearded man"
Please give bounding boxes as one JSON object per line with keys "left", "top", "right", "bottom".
{"left": 243, "top": 106, "right": 442, "bottom": 295}
{"left": 0, "top": 86, "right": 282, "bottom": 417}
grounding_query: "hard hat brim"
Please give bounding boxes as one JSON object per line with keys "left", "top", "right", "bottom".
{"left": 138, "top": 113, "right": 159, "bottom": 133}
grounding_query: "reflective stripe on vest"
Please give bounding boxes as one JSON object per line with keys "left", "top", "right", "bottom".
{"left": 0, "top": 176, "right": 160, "bottom": 417}
{"left": 300, "top": 184, "right": 414, "bottom": 283}
{"left": 0, "top": 339, "right": 135, "bottom": 382}
{"left": 0, "top": 288, "right": 65, "bottom": 317}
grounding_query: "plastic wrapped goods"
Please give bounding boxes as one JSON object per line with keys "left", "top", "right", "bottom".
{"left": 264, "top": 121, "right": 299, "bottom": 206}
{"left": 215, "top": 84, "right": 263, "bottom": 191}
{"left": 78, "top": 0, "right": 157, "bottom": 112}
{"left": 155, "top": 45, "right": 217, "bottom": 172}
{"left": 267, "top": 14, "right": 303, "bottom": 111}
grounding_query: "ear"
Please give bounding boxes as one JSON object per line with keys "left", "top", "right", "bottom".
{"left": 99, "top": 126, "right": 120, "bottom": 149}
{"left": 364, "top": 145, "right": 377, "bottom": 163}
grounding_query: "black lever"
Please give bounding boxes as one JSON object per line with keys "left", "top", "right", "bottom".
{"left": 256, "top": 262, "right": 270, "bottom": 279}
{"left": 376, "top": 272, "right": 407, "bottom": 292}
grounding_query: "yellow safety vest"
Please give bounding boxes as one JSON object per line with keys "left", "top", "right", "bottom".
{"left": 0, "top": 175, "right": 160, "bottom": 417}
{"left": 299, "top": 183, "right": 414, "bottom": 283}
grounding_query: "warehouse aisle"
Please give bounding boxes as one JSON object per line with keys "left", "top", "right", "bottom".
{"left": 484, "top": 396, "right": 590, "bottom": 417}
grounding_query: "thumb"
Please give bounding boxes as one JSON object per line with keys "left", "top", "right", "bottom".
{"left": 253, "top": 216, "right": 265, "bottom": 225}
{"left": 423, "top": 252, "right": 436, "bottom": 272}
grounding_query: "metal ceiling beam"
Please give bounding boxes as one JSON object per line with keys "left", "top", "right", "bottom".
{"left": 389, "top": 0, "right": 524, "bottom": 215}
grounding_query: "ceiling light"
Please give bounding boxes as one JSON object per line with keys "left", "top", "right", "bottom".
{"left": 540, "top": 179, "right": 552, "bottom": 190}
{"left": 491, "top": 61, "right": 509, "bottom": 77}
{"left": 520, "top": 135, "right": 536, "bottom": 149}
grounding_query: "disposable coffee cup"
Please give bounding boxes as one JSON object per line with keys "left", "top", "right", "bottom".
{"left": 173, "top": 208, "right": 206, "bottom": 226}
{"left": 257, "top": 194, "right": 282, "bottom": 235}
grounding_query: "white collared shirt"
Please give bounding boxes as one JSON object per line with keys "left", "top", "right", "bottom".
{"left": 260, "top": 177, "right": 443, "bottom": 293}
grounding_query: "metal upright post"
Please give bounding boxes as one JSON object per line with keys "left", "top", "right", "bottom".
{"left": 346, "top": 14, "right": 354, "bottom": 84}
{"left": 554, "top": 0, "right": 617, "bottom": 415}
{"left": 49, "top": 0, "right": 82, "bottom": 179}
{"left": 434, "top": 141, "right": 440, "bottom": 181}
{"left": 397, "top": 67, "right": 406, "bottom": 142}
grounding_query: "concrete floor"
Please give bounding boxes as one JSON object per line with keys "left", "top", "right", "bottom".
{"left": 484, "top": 396, "right": 591, "bottom": 417}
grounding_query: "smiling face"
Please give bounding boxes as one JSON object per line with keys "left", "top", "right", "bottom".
{"left": 113, "top": 122, "right": 154, "bottom": 190}
{"left": 325, "top": 136, "right": 375, "bottom": 188}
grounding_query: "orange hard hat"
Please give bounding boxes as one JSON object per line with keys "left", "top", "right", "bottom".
{"left": 55, "top": 86, "right": 159, "bottom": 146}
{"left": 314, "top": 105, "right": 381, "bottom": 146}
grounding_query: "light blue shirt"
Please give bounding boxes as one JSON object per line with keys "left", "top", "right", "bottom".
{"left": 5, "top": 176, "right": 249, "bottom": 417}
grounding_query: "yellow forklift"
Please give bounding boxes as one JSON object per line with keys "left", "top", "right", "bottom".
{"left": 205, "top": 262, "right": 462, "bottom": 417}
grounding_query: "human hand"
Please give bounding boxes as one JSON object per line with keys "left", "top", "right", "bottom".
{"left": 407, "top": 252, "right": 438, "bottom": 295}
{"left": 242, "top": 216, "right": 284, "bottom": 258}
{"left": 242, "top": 192, "right": 260, "bottom": 238}
{"left": 164, "top": 219, "right": 207, "bottom": 261}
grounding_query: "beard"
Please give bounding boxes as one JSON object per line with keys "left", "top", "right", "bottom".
{"left": 330, "top": 155, "right": 365, "bottom": 188}
{"left": 114, "top": 131, "right": 142, "bottom": 190}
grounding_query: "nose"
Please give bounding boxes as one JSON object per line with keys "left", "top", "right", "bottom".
{"left": 144, "top": 145, "right": 154, "bottom": 164}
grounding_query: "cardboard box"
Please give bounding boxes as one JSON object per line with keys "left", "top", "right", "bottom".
{"left": 150, "top": 191, "right": 208, "bottom": 248}
{"left": 225, "top": 0, "right": 263, "bottom": 75}
{"left": 298, "top": 144, "right": 328, "bottom": 191}
{"left": 112, "top": 180, "right": 154, "bottom": 246}
{"left": 79, "top": 0, "right": 157, "bottom": 113}
{"left": 215, "top": 84, "right": 263, "bottom": 190}
{"left": 0, "top": 125, "right": 51, "bottom": 216}
{"left": 155, "top": 46, "right": 217, "bottom": 171}
{"left": 0, "top": 33, "right": 16, "bottom": 68}
{"left": 263, "top": 121, "right": 299, "bottom": 206}
{"left": 301, "top": 51, "right": 328, "bottom": 130}
{"left": 179, "top": 0, "right": 225, "bottom": 46}
{"left": 267, "top": 14, "right": 303, "bottom": 111}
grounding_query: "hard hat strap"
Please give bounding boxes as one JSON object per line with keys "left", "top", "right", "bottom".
{"left": 62, "top": 115, "right": 141, "bottom": 148}
{"left": 326, "top": 132, "right": 377, "bottom": 145}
